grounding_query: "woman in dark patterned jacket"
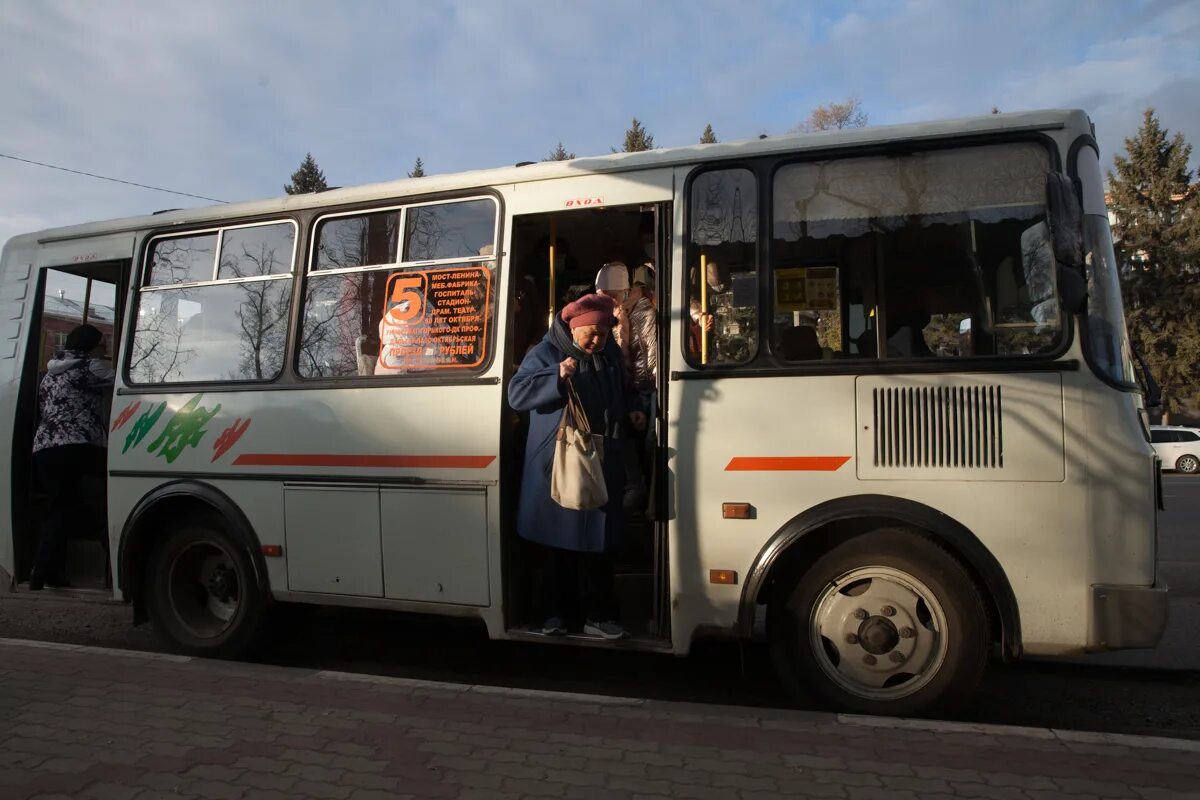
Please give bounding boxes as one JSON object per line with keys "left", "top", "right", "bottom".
{"left": 29, "top": 324, "right": 114, "bottom": 590}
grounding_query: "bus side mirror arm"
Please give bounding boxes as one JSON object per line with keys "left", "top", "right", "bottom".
{"left": 1057, "top": 265, "right": 1087, "bottom": 314}
{"left": 1046, "top": 173, "right": 1084, "bottom": 269}
{"left": 1046, "top": 172, "right": 1087, "bottom": 314}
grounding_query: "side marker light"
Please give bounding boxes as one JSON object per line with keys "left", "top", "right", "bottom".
{"left": 709, "top": 569, "right": 738, "bottom": 585}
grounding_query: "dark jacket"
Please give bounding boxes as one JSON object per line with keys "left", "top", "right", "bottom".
{"left": 507, "top": 324, "right": 638, "bottom": 553}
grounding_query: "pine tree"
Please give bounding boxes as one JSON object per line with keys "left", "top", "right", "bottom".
{"left": 543, "top": 142, "right": 575, "bottom": 161}
{"left": 700, "top": 124, "right": 718, "bottom": 144}
{"left": 283, "top": 153, "right": 328, "bottom": 194}
{"left": 408, "top": 157, "right": 426, "bottom": 178}
{"left": 620, "top": 118, "right": 655, "bottom": 152}
{"left": 1109, "top": 108, "right": 1200, "bottom": 417}
{"left": 797, "top": 97, "right": 868, "bottom": 132}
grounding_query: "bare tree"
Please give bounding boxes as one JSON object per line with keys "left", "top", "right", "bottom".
{"left": 797, "top": 96, "right": 868, "bottom": 132}
{"left": 225, "top": 242, "right": 291, "bottom": 380}
{"left": 128, "top": 292, "right": 197, "bottom": 382}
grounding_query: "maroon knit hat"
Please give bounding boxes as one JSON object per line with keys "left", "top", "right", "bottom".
{"left": 561, "top": 293, "right": 617, "bottom": 330}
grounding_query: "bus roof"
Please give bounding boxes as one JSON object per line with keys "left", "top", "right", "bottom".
{"left": 14, "top": 108, "right": 1088, "bottom": 247}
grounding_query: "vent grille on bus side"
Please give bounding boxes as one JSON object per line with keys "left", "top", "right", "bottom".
{"left": 872, "top": 386, "right": 1003, "bottom": 469}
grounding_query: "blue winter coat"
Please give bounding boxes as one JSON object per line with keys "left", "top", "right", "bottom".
{"left": 508, "top": 328, "right": 638, "bottom": 553}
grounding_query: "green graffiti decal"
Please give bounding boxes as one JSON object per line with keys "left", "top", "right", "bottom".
{"left": 147, "top": 395, "right": 223, "bottom": 464}
{"left": 123, "top": 401, "right": 167, "bottom": 454}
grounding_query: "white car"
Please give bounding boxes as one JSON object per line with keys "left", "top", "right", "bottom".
{"left": 1150, "top": 426, "right": 1200, "bottom": 474}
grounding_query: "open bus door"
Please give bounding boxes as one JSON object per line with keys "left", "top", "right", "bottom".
{"left": 499, "top": 170, "right": 673, "bottom": 645}
{"left": 13, "top": 233, "right": 133, "bottom": 594}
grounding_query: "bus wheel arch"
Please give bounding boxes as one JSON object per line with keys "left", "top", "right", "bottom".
{"left": 118, "top": 481, "right": 270, "bottom": 632}
{"left": 740, "top": 495, "right": 1021, "bottom": 662}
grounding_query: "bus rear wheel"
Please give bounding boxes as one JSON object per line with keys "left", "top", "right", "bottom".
{"left": 146, "top": 517, "right": 265, "bottom": 658}
{"left": 768, "top": 529, "right": 988, "bottom": 716}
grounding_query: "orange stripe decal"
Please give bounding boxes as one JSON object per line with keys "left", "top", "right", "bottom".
{"left": 233, "top": 454, "right": 495, "bottom": 469}
{"left": 725, "top": 456, "right": 850, "bottom": 472}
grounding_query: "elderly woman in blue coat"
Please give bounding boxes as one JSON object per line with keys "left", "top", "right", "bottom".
{"left": 508, "top": 293, "right": 645, "bottom": 640}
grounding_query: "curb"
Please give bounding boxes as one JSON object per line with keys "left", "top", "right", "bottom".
{"left": 4, "top": 636, "right": 1198, "bottom": 753}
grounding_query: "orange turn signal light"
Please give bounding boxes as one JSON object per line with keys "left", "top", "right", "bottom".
{"left": 722, "top": 503, "right": 753, "bottom": 520}
{"left": 709, "top": 569, "right": 738, "bottom": 585}
{"left": 261, "top": 544, "right": 283, "bottom": 558}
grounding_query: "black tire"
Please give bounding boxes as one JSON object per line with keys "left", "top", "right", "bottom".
{"left": 1176, "top": 454, "right": 1199, "bottom": 475}
{"left": 768, "top": 528, "right": 988, "bottom": 717}
{"left": 146, "top": 515, "right": 266, "bottom": 659}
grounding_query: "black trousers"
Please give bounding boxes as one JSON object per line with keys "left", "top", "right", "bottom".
{"left": 32, "top": 444, "right": 106, "bottom": 581}
{"left": 543, "top": 545, "right": 618, "bottom": 624}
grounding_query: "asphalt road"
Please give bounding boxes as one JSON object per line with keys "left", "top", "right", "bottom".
{"left": 2, "top": 475, "right": 1197, "bottom": 741}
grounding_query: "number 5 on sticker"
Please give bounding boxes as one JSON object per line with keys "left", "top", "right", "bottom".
{"left": 385, "top": 274, "right": 425, "bottom": 323}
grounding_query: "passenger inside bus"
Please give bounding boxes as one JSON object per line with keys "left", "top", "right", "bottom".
{"left": 29, "top": 324, "right": 114, "bottom": 590}
{"left": 505, "top": 205, "right": 666, "bottom": 640}
{"left": 508, "top": 294, "right": 644, "bottom": 640}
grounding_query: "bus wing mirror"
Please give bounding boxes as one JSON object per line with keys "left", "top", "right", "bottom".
{"left": 1046, "top": 173, "right": 1084, "bottom": 270}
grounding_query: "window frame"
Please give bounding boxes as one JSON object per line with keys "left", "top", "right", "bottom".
{"left": 124, "top": 218, "right": 300, "bottom": 387}
{"left": 677, "top": 131, "right": 1074, "bottom": 378}
{"left": 297, "top": 194, "right": 501, "bottom": 382}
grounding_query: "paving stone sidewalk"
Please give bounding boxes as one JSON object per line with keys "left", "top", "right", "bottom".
{"left": 1, "top": 638, "right": 1197, "bottom": 800}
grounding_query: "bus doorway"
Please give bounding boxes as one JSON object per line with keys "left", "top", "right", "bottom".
{"left": 14, "top": 260, "right": 127, "bottom": 593}
{"left": 503, "top": 203, "right": 670, "bottom": 645}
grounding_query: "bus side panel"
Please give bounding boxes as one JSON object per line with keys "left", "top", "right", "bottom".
{"left": 107, "top": 476, "right": 288, "bottom": 599}
{"left": 0, "top": 237, "right": 38, "bottom": 586}
{"left": 109, "top": 384, "right": 503, "bottom": 629}
{"left": 668, "top": 371, "right": 1088, "bottom": 656}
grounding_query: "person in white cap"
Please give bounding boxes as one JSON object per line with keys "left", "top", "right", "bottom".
{"left": 594, "top": 262, "right": 632, "bottom": 364}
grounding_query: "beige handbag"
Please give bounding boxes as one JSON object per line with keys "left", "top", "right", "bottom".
{"left": 551, "top": 379, "right": 608, "bottom": 510}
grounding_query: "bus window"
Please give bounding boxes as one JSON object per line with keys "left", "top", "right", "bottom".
{"left": 686, "top": 168, "right": 758, "bottom": 366}
{"left": 404, "top": 199, "right": 495, "bottom": 262}
{"left": 770, "top": 143, "right": 1062, "bottom": 362}
{"left": 314, "top": 210, "right": 400, "bottom": 271}
{"left": 129, "top": 221, "right": 296, "bottom": 384}
{"left": 299, "top": 198, "right": 498, "bottom": 378}
{"left": 146, "top": 233, "right": 216, "bottom": 286}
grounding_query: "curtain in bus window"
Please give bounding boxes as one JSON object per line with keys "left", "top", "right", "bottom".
{"left": 771, "top": 143, "right": 1060, "bottom": 360}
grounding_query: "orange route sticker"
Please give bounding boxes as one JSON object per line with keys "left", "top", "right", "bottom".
{"left": 376, "top": 265, "right": 492, "bottom": 373}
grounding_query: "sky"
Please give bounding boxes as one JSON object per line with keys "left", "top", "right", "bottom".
{"left": 2, "top": 0, "right": 1199, "bottom": 250}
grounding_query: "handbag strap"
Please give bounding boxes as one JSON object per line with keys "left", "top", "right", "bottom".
{"left": 558, "top": 378, "right": 593, "bottom": 437}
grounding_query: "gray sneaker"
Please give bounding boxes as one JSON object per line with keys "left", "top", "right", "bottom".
{"left": 541, "top": 617, "right": 568, "bottom": 636}
{"left": 583, "top": 620, "right": 628, "bottom": 640}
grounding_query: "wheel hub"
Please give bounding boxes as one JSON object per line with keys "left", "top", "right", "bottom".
{"left": 858, "top": 616, "right": 900, "bottom": 655}
{"left": 809, "top": 567, "right": 950, "bottom": 701}
{"left": 207, "top": 565, "right": 236, "bottom": 603}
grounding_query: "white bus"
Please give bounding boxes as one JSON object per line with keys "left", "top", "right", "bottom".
{"left": 0, "top": 109, "right": 1167, "bottom": 714}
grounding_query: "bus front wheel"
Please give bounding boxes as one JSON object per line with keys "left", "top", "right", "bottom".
{"left": 146, "top": 517, "right": 266, "bottom": 658}
{"left": 768, "top": 529, "right": 988, "bottom": 716}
